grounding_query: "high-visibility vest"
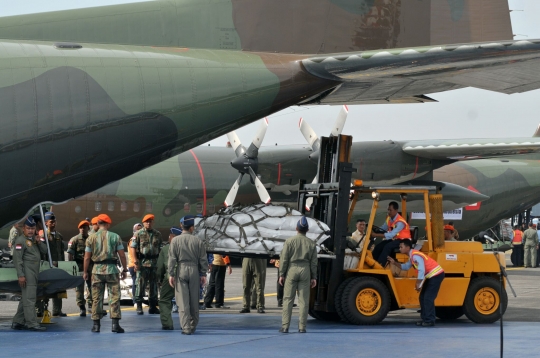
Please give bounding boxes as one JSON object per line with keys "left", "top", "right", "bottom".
{"left": 410, "top": 249, "right": 444, "bottom": 279}
{"left": 512, "top": 230, "right": 523, "bottom": 244}
{"left": 385, "top": 214, "right": 411, "bottom": 239}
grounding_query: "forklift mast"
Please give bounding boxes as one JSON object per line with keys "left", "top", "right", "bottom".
{"left": 298, "top": 135, "right": 355, "bottom": 313}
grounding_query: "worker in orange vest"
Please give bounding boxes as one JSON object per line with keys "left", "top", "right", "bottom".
{"left": 387, "top": 239, "right": 445, "bottom": 327}
{"left": 512, "top": 225, "right": 524, "bottom": 267}
{"left": 372, "top": 201, "right": 411, "bottom": 266}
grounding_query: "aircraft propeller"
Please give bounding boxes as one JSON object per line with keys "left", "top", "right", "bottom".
{"left": 224, "top": 118, "right": 271, "bottom": 207}
{"left": 298, "top": 105, "right": 349, "bottom": 211}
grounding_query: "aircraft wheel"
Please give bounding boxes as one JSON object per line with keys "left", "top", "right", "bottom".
{"left": 335, "top": 277, "right": 355, "bottom": 323}
{"left": 463, "top": 276, "right": 508, "bottom": 324}
{"left": 308, "top": 309, "right": 341, "bottom": 321}
{"left": 435, "top": 306, "right": 464, "bottom": 320}
{"left": 341, "top": 276, "right": 390, "bottom": 325}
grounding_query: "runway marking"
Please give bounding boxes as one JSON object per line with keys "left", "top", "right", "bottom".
{"left": 66, "top": 293, "right": 279, "bottom": 316}
{"left": 507, "top": 268, "right": 526, "bottom": 271}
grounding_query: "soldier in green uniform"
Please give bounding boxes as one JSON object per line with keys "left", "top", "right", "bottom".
{"left": 68, "top": 220, "right": 93, "bottom": 317}
{"left": 157, "top": 226, "right": 182, "bottom": 330}
{"left": 11, "top": 216, "right": 48, "bottom": 331}
{"left": 8, "top": 221, "right": 22, "bottom": 256}
{"left": 278, "top": 217, "right": 318, "bottom": 333}
{"left": 89, "top": 217, "right": 99, "bottom": 235}
{"left": 83, "top": 214, "right": 128, "bottom": 333}
{"left": 240, "top": 258, "right": 266, "bottom": 313}
{"left": 39, "top": 212, "right": 67, "bottom": 317}
{"left": 168, "top": 216, "right": 208, "bottom": 335}
{"left": 130, "top": 213, "right": 163, "bottom": 315}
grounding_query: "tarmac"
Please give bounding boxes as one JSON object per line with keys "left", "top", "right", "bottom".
{"left": 0, "top": 255, "right": 538, "bottom": 358}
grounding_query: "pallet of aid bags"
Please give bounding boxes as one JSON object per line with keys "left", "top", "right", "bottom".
{"left": 194, "top": 204, "right": 332, "bottom": 257}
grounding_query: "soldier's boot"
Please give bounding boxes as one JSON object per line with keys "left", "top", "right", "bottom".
{"left": 136, "top": 303, "right": 143, "bottom": 315}
{"left": 79, "top": 306, "right": 87, "bottom": 317}
{"left": 91, "top": 320, "right": 100, "bottom": 333}
{"left": 148, "top": 305, "right": 160, "bottom": 314}
{"left": 112, "top": 319, "right": 125, "bottom": 333}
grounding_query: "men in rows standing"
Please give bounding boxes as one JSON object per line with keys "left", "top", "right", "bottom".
{"left": 131, "top": 214, "right": 163, "bottom": 315}
{"left": 204, "top": 254, "right": 232, "bottom": 309}
{"left": 84, "top": 214, "right": 127, "bottom": 333}
{"left": 68, "top": 220, "right": 92, "bottom": 317}
{"left": 240, "top": 258, "right": 266, "bottom": 313}
{"left": 279, "top": 217, "right": 317, "bottom": 333}
{"left": 523, "top": 222, "right": 538, "bottom": 268}
{"left": 157, "top": 227, "right": 182, "bottom": 330}
{"left": 8, "top": 221, "right": 22, "bottom": 256}
{"left": 11, "top": 217, "right": 48, "bottom": 331}
{"left": 168, "top": 215, "right": 208, "bottom": 335}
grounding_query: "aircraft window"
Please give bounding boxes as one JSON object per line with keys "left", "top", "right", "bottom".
{"left": 95, "top": 201, "right": 102, "bottom": 211}
{"left": 146, "top": 202, "right": 153, "bottom": 212}
{"left": 120, "top": 202, "right": 127, "bottom": 212}
{"left": 164, "top": 207, "right": 171, "bottom": 216}
{"left": 208, "top": 205, "right": 215, "bottom": 214}
{"left": 196, "top": 203, "right": 203, "bottom": 213}
{"left": 75, "top": 206, "right": 81, "bottom": 214}
{"left": 133, "top": 202, "right": 140, "bottom": 213}
{"left": 184, "top": 203, "right": 190, "bottom": 213}
{"left": 108, "top": 201, "right": 115, "bottom": 212}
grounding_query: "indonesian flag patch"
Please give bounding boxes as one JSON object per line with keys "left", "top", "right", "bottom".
{"left": 68, "top": 243, "right": 72, "bottom": 247}
{"left": 40, "top": 237, "right": 45, "bottom": 242}
{"left": 15, "top": 244, "right": 22, "bottom": 250}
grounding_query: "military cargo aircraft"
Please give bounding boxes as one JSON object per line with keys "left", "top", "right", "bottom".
{"left": 3, "top": 0, "right": 540, "bottom": 225}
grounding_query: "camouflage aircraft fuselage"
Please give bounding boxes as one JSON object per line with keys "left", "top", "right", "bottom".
{"left": 0, "top": 0, "right": 514, "bottom": 224}
{"left": 17, "top": 144, "right": 540, "bottom": 243}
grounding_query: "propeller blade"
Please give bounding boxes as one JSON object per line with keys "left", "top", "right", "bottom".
{"left": 305, "top": 176, "right": 318, "bottom": 212}
{"left": 299, "top": 117, "right": 320, "bottom": 152}
{"left": 245, "top": 118, "right": 269, "bottom": 158}
{"left": 248, "top": 167, "right": 271, "bottom": 205}
{"left": 227, "top": 131, "right": 245, "bottom": 157}
{"left": 330, "top": 105, "right": 349, "bottom": 137}
{"left": 224, "top": 173, "right": 244, "bottom": 207}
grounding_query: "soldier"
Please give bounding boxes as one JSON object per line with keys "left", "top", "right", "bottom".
{"left": 168, "top": 215, "right": 208, "bottom": 335}
{"left": 42, "top": 212, "right": 67, "bottom": 317}
{"left": 83, "top": 214, "right": 127, "bottom": 333}
{"left": 523, "top": 222, "right": 539, "bottom": 268}
{"left": 204, "top": 253, "right": 232, "bottom": 309}
{"left": 8, "top": 221, "right": 22, "bottom": 256}
{"left": 11, "top": 216, "right": 48, "bottom": 331}
{"left": 89, "top": 217, "right": 99, "bottom": 235}
{"left": 128, "top": 223, "right": 143, "bottom": 304}
{"left": 157, "top": 226, "right": 182, "bottom": 330}
{"left": 240, "top": 258, "right": 266, "bottom": 314}
{"left": 278, "top": 217, "right": 317, "bottom": 333}
{"left": 67, "top": 220, "right": 93, "bottom": 317}
{"left": 130, "top": 214, "right": 163, "bottom": 315}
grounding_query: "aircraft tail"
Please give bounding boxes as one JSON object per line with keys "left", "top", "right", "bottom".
{"left": 0, "top": 0, "right": 513, "bottom": 54}
{"left": 533, "top": 124, "right": 540, "bottom": 138}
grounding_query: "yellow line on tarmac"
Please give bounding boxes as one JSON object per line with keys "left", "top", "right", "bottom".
{"left": 66, "top": 293, "right": 278, "bottom": 316}
{"left": 506, "top": 267, "right": 525, "bottom": 271}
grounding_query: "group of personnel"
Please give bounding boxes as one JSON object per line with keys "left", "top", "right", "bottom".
{"left": 511, "top": 222, "right": 540, "bottom": 267}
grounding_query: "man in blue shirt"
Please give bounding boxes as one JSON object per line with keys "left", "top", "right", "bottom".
{"left": 371, "top": 201, "right": 412, "bottom": 266}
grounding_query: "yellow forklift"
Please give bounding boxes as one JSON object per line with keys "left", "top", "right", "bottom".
{"left": 301, "top": 135, "right": 508, "bottom": 325}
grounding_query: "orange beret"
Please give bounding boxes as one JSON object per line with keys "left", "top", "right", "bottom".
{"left": 91, "top": 217, "right": 99, "bottom": 225}
{"left": 142, "top": 214, "right": 155, "bottom": 223}
{"left": 97, "top": 214, "right": 112, "bottom": 224}
{"left": 78, "top": 220, "right": 90, "bottom": 229}
{"left": 444, "top": 225, "right": 455, "bottom": 232}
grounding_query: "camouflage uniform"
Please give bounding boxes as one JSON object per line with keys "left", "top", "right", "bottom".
{"left": 242, "top": 258, "right": 266, "bottom": 311}
{"left": 280, "top": 233, "right": 318, "bottom": 331}
{"left": 85, "top": 229, "right": 124, "bottom": 320}
{"left": 12, "top": 233, "right": 48, "bottom": 329}
{"left": 168, "top": 233, "right": 208, "bottom": 334}
{"left": 67, "top": 234, "right": 92, "bottom": 308}
{"left": 131, "top": 228, "right": 163, "bottom": 308}
{"left": 39, "top": 231, "right": 65, "bottom": 315}
{"left": 8, "top": 226, "right": 22, "bottom": 256}
{"left": 157, "top": 243, "right": 174, "bottom": 329}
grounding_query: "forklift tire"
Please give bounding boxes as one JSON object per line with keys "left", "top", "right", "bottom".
{"left": 463, "top": 276, "right": 508, "bottom": 324}
{"left": 308, "top": 309, "right": 341, "bottom": 321}
{"left": 435, "top": 306, "right": 464, "bottom": 320}
{"left": 335, "top": 277, "right": 356, "bottom": 323}
{"left": 341, "top": 277, "right": 391, "bottom": 325}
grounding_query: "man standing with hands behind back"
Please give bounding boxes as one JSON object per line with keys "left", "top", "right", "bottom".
{"left": 168, "top": 215, "right": 208, "bottom": 335}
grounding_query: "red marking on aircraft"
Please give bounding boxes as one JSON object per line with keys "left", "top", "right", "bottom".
{"left": 277, "top": 163, "right": 282, "bottom": 185}
{"left": 53, "top": 170, "right": 63, "bottom": 175}
{"left": 412, "top": 157, "right": 418, "bottom": 179}
{"left": 465, "top": 185, "right": 482, "bottom": 211}
{"left": 189, "top": 150, "right": 207, "bottom": 216}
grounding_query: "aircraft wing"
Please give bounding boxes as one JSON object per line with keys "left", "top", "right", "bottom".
{"left": 301, "top": 40, "right": 540, "bottom": 105}
{"left": 400, "top": 138, "right": 540, "bottom": 160}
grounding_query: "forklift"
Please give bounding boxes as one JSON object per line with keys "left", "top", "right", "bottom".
{"left": 300, "top": 135, "right": 508, "bottom": 324}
